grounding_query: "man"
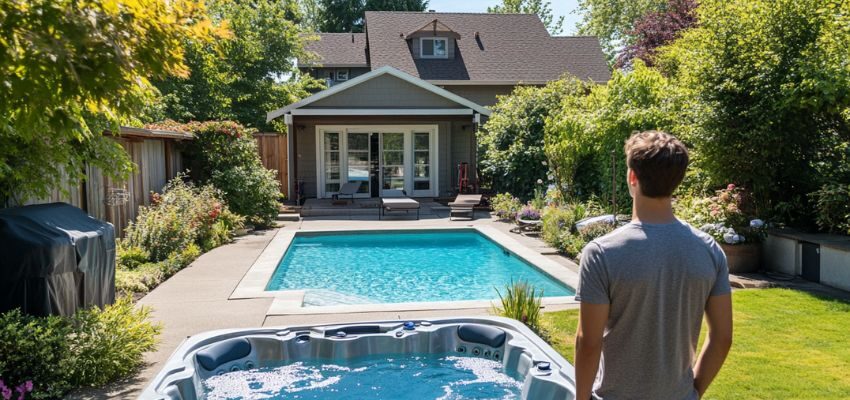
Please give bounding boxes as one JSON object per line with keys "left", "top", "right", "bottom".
{"left": 574, "top": 131, "right": 733, "bottom": 399}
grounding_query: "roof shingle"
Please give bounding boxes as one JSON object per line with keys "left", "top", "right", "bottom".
{"left": 364, "top": 12, "right": 611, "bottom": 83}
{"left": 301, "top": 33, "right": 368, "bottom": 67}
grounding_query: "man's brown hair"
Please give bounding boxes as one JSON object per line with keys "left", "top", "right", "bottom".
{"left": 624, "top": 130, "right": 689, "bottom": 198}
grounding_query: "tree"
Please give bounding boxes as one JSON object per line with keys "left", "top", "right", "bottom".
{"left": 154, "top": 0, "right": 324, "bottom": 131}
{"left": 545, "top": 62, "right": 679, "bottom": 211}
{"left": 615, "top": 0, "right": 697, "bottom": 69}
{"left": 317, "top": 0, "right": 428, "bottom": 33}
{"left": 0, "top": 0, "right": 218, "bottom": 205}
{"left": 487, "top": 0, "right": 564, "bottom": 35}
{"left": 299, "top": 0, "right": 322, "bottom": 31}
{"left": 479, "top": 78, "right": 587, "bottom": 200}
{"left": 659, "top": 0, "right": 850, "bottom": 226}
{"left": 576, "top": 0, "right": 668, "bottom": 59}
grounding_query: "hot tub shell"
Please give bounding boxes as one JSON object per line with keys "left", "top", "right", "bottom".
{"left": 142, "top": 317, "right": 577, "bottom": 399}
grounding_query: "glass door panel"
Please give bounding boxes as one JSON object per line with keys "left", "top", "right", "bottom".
{"left": 347, "top": 132, "right": 370, "bottom": 196}
{"left": 381, "top": 132, "right": 405, "bottom": 191}
{"left": 413, "top": 132, "right": 431, "bottom": 192}
{"left": 323, "top": 132, "right": 340, "bottom": 194}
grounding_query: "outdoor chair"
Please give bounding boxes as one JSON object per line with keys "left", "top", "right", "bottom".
{"left": 379, "top": 189, "right": 420, "bottom": 220}
{"left": 448, "top": 194, "right": 482, "bottom": 221}
{"left": 333, "top": 182, "right": 361, "bottom": 204}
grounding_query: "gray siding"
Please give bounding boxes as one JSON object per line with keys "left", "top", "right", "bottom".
{"left": 442, "top": 85, "right": 518, "bottom": 107}
{"left": 306, "top": 74, "right": 465, "bottom": 109}
{"left": 292, "top": 117, "right": 474, "bottom": 198}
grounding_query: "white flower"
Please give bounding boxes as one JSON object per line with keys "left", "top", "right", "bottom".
{"left": 537, "top": 179, "right": 543, "bottom": 184}
{"left": 542, "top": 160, "right": 548, "bottom": 166}
{"left": 548, "top": 175, "right": 554, "bottom": 181}
{"left": 723, "top": 232, "right": 735, "bottom": 244}
{"left": 750, "top": 219, "right": 764, "bottom": 229}
{"left": 700, "top": 224, "right": 714, "bottom": 232}
{"left": 732, "top": 234, "right": 742, "bottom": 243}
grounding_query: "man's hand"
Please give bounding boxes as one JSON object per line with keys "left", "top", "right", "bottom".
{"left": 694, "top": 294, "right": 733, "bottom": 397}
{"left": 575, "top": 302, "right": 610, "bottom": 400}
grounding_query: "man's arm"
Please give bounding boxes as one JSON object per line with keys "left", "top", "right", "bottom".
{"left": 694, "top": 294, "right": 733, "bottom": 397}
{"left": 575, "top": 302, "right": 609, "bottom": 400}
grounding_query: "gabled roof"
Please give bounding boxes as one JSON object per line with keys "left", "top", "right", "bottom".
{"left": 267, "top": 66, "right": 491, "bottom": 122}
{"left": 299, "top": 33, "right": 368, "bottom": 67}
{"left": 404, "top": 19, "right": 461, "bottom": 39}
{"left": 365, "top": 11, "right": 611, "bottom": 83}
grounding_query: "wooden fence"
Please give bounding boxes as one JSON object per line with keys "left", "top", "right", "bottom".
{"left": 20, "top": 127, "right": 190, "bottom": 236}
{"left": 254, "top": 133, "right": 289, "bottom": 199}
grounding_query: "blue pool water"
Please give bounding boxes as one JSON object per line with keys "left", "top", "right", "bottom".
{"left": 203, "top": 354, "right": 523, "bottom": 399}
{"left": 265, "top": 230, "right": 574, "bottom": 305}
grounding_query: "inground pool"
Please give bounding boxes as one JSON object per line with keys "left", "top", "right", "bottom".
{"left": 141, "top": 317, "right": 577, "bottom": 399}
{"left": 264, "top": 230, "right": 574, "bottom": 306}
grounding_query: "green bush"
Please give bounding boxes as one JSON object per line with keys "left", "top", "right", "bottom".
{"left": 66, "top": 298, "right": 161, "bottom": 387}
{"left": 0, "top": 299, "right": 160, "bottom": 398}
{"left": 540, "top": 201, "right": 605, "bottom": 253}
{"left": 115, "top": 244, "right": 202, "bottom": 295}
{"left": 494, "top": 280, "right": 543, "bottom": 334}
{"left": 479, "top": 78, "right": 588, "bottom": 199}
{"left": 182, "top": 121, "right": 281, "bottom": 226}
{"left": 0, "top": 311, "right": 71, "bottom": 399}
{"left": 810, "top": 184, "right": 850, "bottom": 235}
{"left": 490, "top": 193, "right": 523, "bottom": 221}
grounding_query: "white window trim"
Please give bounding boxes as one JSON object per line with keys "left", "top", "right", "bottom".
{"left": 316, "top": 125, "right": 439, "bottom": 199}
{"left": 420, "top": 37, "right": 449, "bottom": 59}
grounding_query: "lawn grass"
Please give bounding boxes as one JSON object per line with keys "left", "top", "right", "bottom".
{"left": 541, "top": 288, "right": 850, "bottom": 399}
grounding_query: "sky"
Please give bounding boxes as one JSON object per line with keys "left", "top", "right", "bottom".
{"left": 425, "top": 0, "right": 582, "bottom": 35}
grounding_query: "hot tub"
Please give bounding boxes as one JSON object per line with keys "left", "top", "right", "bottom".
{"left": 142, "top": 317, "right": 576, "bottom": 399}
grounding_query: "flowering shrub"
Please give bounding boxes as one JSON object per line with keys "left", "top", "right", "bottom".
{"left": 517, "top": 205, "right": 541, "bottom": 221}
{"left": 0, "top": 379, "right": 32, "bottom": 400}
{"left": 676, "top": 184, "right": 767, "bottom": 245}
{"left": 538, "top": 200, "right": 608, "bottom": 258}
{"left": 182, "top": 121, "right": 281, "bottom": 227}
{"left": 490, "top": 193, "right": 523, "bottom": 220}
{"left": 118, "top": 175, "right": 242, "bottom": 294}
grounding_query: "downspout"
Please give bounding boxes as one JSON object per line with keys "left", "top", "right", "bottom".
{"left": 284, "top": 113, "right": 294, "bottom": 202}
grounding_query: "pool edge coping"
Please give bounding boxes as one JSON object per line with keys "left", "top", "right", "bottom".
{"left": 229, "top": 226, "right": 579, "bottom": 315}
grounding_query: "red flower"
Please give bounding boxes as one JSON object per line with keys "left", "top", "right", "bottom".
{"left": 727, "top": 183, "right": 736, "bottom": 191}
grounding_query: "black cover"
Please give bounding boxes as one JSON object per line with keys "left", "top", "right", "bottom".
{"left": 0, "top": 202, "right": 115, "bottom": 316}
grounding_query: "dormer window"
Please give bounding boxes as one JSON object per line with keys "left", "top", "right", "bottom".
{"left": 420, "top": 37, "right": 448, "bottom": 58}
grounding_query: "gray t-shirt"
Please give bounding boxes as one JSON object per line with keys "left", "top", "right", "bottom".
{"left": 575, "top": 219, "right": 731, "bottom": 400}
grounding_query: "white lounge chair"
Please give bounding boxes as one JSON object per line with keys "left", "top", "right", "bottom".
{"left": 379, "top": 190, "right": 419, "bottom": 220}
{"left": 448, "top": 194, "right": 482, "bottom": 221}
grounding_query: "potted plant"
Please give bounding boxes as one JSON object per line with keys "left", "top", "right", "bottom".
{"left": 679, "top": 184, "right": 767, "bottom": 273}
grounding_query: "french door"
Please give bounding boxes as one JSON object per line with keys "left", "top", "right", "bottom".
{"left": 317, "top": 125, "right": 438, "bottom": 198}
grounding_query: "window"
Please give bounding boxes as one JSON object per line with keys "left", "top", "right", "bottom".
{"left": 420, "top": 38, "right": 448, "bottom": 58}
{"left": 335, "top": 69, "right": 349, "bottom": 81}
{"left": 323, "top": 132, "right": 341, "bottom": 193}
{"left": 381, "top": 132, "right": 405, "bottom": 190}
{"left": 413, "top": 132, "right": 430, "bottom": 191}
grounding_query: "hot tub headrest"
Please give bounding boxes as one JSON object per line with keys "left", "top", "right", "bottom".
{"left": 196, "top": 337, "right": 252, "bottom": 371}
{"left": 457, "top": 324, "right": 506, "bottom": 348}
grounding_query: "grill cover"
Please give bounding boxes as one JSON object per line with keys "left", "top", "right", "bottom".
{"left": 0, "top": 202, "right": 115, "bottom": 316}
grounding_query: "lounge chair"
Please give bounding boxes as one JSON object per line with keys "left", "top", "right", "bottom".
{"left": 379, "top": 189, "right": 419, "bottom": 220}
{"left": 448, "top": 194, "right": 482, "bottom": 221}
{"left": 333, "top": 182, "right": 361, "bottom": 203}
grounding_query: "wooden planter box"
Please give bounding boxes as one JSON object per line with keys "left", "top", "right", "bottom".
{"left": 720, "top": 243, "right": 762, "bottom": 273}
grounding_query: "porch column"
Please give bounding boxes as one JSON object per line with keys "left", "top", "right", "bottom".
{"left": 471, "top": 113, "right": 481, "bottom": 192}
{"left": 284, "top": 113, "right": 295, "bottom": 202}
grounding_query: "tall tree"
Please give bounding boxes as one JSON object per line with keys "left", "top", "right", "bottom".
{"left": 488, "top": 0, "right": 564, "bottom": 35}
{"left": 317, "top": 0, "right": 428, "bottom": 33}
{"left": 299, "top": 0, "right": 322, "bottom": 31}
{"left": 154, "top": 0, "right": 324, "bottom": 130}
{"left": 576, "top": 0, "right": 668, "bottom": 58}
{"left": 0, "top": 0, "right": 218, "bottom": 205}
{"left": 615, "top": 0, "right": 697, "bottom": 69}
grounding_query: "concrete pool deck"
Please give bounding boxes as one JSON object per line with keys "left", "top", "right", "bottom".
{"left": 71, "top": 210, "right": 580, "bottom": 399}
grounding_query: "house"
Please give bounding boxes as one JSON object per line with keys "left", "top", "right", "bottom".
{"left": 267, "top": 11, "right": 610, "bottom": 200}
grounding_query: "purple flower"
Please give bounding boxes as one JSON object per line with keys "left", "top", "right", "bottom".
{"left": 2, "top": 387, "right": 11, "bottom": 400}
{"left": 518, "top": 205, "right": 541, "bottom": 220}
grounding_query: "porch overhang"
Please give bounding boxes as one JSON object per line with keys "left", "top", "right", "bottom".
{"left": 266, "top": 66, "right": 491, "bottom": 122}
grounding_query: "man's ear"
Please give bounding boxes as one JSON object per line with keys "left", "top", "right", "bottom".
{"left": 627, "top": 168, "right": 639, "bottom": 187}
